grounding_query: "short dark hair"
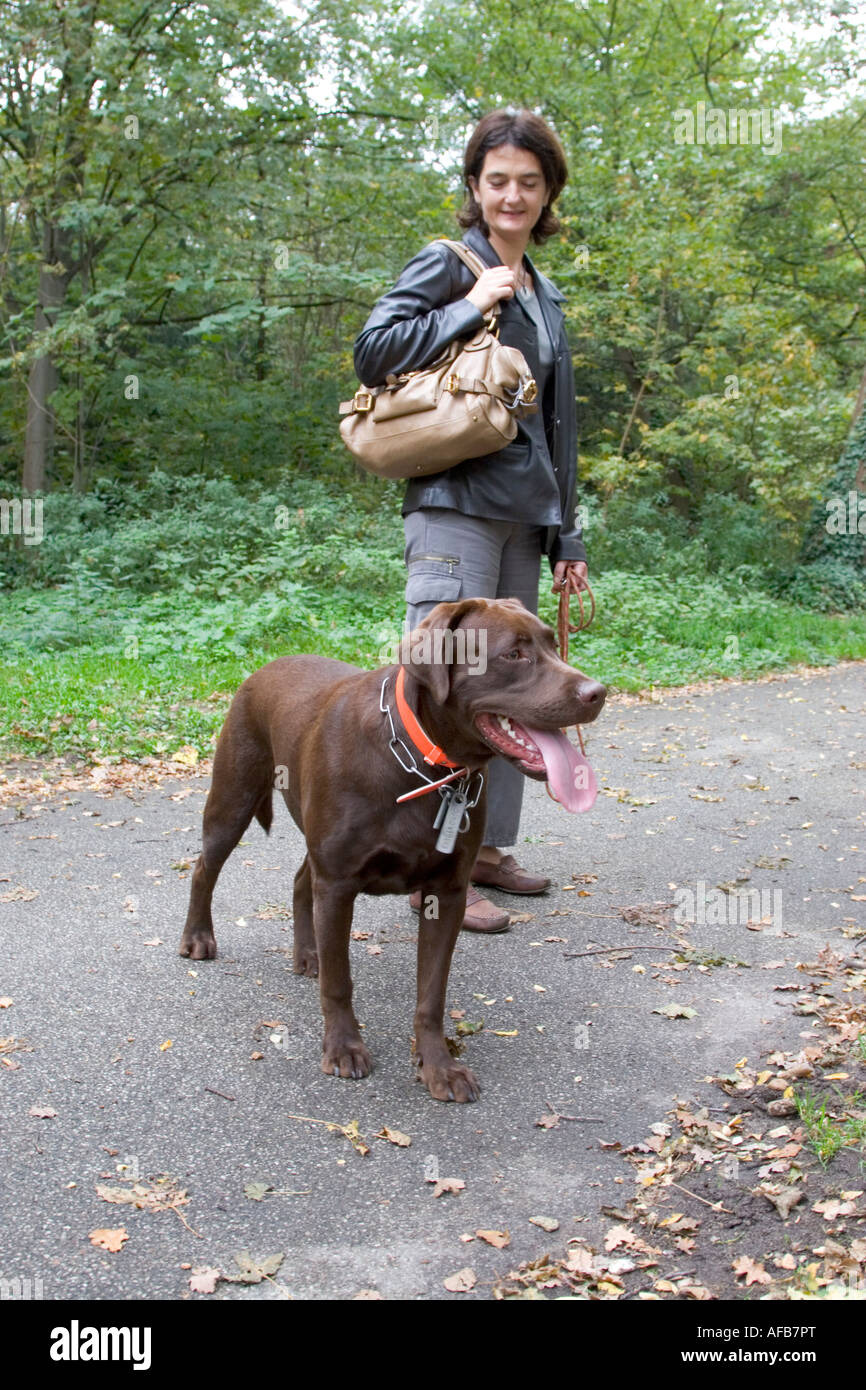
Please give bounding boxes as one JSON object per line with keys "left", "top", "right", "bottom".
{"left": 457, "top": 108, "right": 569, "bottom": 245}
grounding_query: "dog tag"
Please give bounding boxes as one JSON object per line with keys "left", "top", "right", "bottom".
{"left": 433, "top": 788, "right": 452, "bottom": 831}
{"left": 435, "top": 789, "right": 469, "bottom": 855}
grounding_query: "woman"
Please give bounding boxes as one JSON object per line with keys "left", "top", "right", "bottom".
{"left": 354, "top": 108, "right": 590, "bottom": 932}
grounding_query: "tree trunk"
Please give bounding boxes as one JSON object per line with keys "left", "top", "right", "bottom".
{"left": 22, "top": 225, "right": 72, "bottom": 493}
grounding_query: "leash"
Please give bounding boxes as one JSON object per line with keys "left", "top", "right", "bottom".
{"left": 557, "top": 580, "right": 596, "bottom": 666}
{"left": 556, "top": 578, "right": 596, "bottom": 763}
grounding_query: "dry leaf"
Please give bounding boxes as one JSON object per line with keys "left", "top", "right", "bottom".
{"left": 813, "top": 1198, "right": 857, "bottom": 1221}
{"left": 443, "top": 1267, "right": 477, "bottom": 1293}
{"left": 476, "top": 1229, "right": 510, "bottom": 1249}
{"left": 732, "top": 1256, "right": 773, "bottom": 1285}
{"left": 189, "top": 1267, "right": 220, "bottom": 1294}
{"left": 89, "top": 1227, "right": 129, "bottom": 1253}
{"left": 223, "top": 1251, "right": 285, "bottom": 1284}
{"left": 375, "top": 1127, "right": 412, "bottom": 1148}
{"left": 529, "top": 1215, "right": 559, "bottom": 1232}
{"left": 430, "top": 1177, "right": 466, "bottom": 1198}
{"left": 758, "top": 1185, "right": 803, "bottom": 1219}
{"left": 652, "top": 1004, "right": 697, "bottom": 1020}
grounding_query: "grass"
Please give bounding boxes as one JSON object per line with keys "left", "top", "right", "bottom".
{"left": 1, "top": 565, "right": 864, "bottom": 765}
{"left": 796, "top": 1085, "right": 866, "bottom": 1167}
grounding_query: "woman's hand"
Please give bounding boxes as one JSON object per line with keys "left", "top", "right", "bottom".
{"left": 551, "top": 561, "right": 590, "bottom": 594}
{"left": 466, "top": 266, "right": 517, "bottom": 315}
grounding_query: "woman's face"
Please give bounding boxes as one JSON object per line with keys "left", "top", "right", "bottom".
{"left": 468, "top": 143, "right": 549, "bottom": 245}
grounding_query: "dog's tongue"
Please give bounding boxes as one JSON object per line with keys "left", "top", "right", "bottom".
{"left": 525, "top": 727, "right": 597, "bottom": 813}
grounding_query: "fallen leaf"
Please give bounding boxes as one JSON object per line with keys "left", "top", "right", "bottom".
{"left": 223, "top": 1251, "right": 285, "bottom": 1284}
{"left": 89, "top": 1227, "right": 129, "bottom": 1253}
{"left": 529, "top": 1215, "right": 559, "bottom": 1232}
{"left": 189, "top": 1267, "right": 220, "bottom": 1294}
{"left": 813, "top": 1198, "right": 857, "bottom": 1221}
{"left": 475, "top": 1229, "right": 510, "bottom": 1249}
{"left": 430, "top": 1178, "right": 465, "bottom": 1198}
{"left": 375, "top": 1127, "right": 412, "bottom": 1148}
{"left": 758, "top": 1185, "right": 803, "bottom": 1219}
{"left": 443, "top": 1267, "right": 476, "bottom": 1293}
{"left": 732, "top": 1256, "right": 773, "bottom": 1285}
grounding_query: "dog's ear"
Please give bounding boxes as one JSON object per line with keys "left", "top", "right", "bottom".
{"left": 398, "top": 599, "right": 489, "bottom": 704}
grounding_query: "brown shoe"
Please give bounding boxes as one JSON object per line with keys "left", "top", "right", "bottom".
{"left": 408, "top": 887, "right": 510, "bottom": 934}
{"left": 470, "top": 854, "right": 551, "bottom": 895}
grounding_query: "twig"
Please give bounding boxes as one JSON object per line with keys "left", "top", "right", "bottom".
{"left": 205, "top": 1086, "right": 235, "bottom": 1101}
{"left": 668, "top": 1180, "right": 733, "bottom": 1214}
{"left": 564, "top": 945, "right": 681, "bottom": 959}
{"left": 544, "top": 1099, "right": 604, "bottom": 1123}
{"left": 171, "top": 1204, "right": 202, "bottom": 1239}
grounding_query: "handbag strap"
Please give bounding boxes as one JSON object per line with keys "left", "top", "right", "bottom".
{"left": 438, "top": 239, "right": 500, "bottom": 323}
{"left": 437, "top": 238, "right": 489, "bottom": 280}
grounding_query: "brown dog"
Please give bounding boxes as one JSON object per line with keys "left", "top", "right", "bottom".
{"left": 180, "top": 598, "right": 605, "bottom": 1101}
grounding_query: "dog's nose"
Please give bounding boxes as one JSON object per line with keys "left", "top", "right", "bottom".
{"left": 577, "top": 679, "right": 606, "bottom": 709}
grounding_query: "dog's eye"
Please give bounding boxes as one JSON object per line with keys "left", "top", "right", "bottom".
{"left": 503, "top": 647, "right": 522, "bottom": 660}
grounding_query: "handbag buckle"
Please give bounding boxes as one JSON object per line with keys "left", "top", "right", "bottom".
{"left": 353, "top": 390, "right": 374, "bottom": 412}
{"left": 507, "top": 377, "right": 538, "bottom": 411}
{"left": 444, "top": 374, "right": 460, "bottom": 394}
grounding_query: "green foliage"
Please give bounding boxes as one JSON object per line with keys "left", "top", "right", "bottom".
{"left": 1, "top": 476, "right": 864, "bottom": 763}
{"left": 2, "top": 0, "right": 865, "bottom": 557}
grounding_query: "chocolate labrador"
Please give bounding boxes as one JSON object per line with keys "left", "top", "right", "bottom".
{"left": 179, "top": 598, "right": 605, "bottom": 1101}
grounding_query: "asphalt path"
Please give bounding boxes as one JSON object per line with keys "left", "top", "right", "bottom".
{"left": 1, "top": 662, "right": 864, "bottom": 1300}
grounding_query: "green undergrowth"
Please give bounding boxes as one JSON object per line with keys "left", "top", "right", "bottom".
{"left": 1, "top": 473, "right": 863, "bottom": 763}
{"left": 2, "top": 568, "right": 863, "bottom": 764}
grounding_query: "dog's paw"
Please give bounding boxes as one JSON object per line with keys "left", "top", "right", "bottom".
{"left": 292, "top": 947, "right": 319, "bottom": 978}
{"left": 418, "top": 1059, "right": 481, "bottom": 1103}
{"left": 321, "top": 1039, "right": 372, "bottom": 1081}
{"left": 179, "top": 930, "right": 216, "bottom": 960}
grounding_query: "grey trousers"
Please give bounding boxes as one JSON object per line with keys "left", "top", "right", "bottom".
{"left": 403, "top": 507, "right": 544, "bottom": 847}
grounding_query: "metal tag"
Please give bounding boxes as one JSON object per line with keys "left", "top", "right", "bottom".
{"left": 435, "top": 790, "right": 469, "bottom": 855}
{"left": 433, "top": 787, "right": 452, "bottom": 831}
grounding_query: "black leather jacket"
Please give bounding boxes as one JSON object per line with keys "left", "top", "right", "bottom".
{"left": 353, "top": 226, "right": 586, "bottom": 568}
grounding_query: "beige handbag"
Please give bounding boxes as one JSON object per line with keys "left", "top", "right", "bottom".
{"left": 339, "top": 240, "right": 538, "bottom": 480}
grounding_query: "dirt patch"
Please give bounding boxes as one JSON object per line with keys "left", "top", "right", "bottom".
{"left": 493, "top": 945, "right": 866, "bottom": 1300}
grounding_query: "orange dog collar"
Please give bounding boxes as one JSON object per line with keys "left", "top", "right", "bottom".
{"left": 395, "top": 667, "right": 460, "bottom": 770}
